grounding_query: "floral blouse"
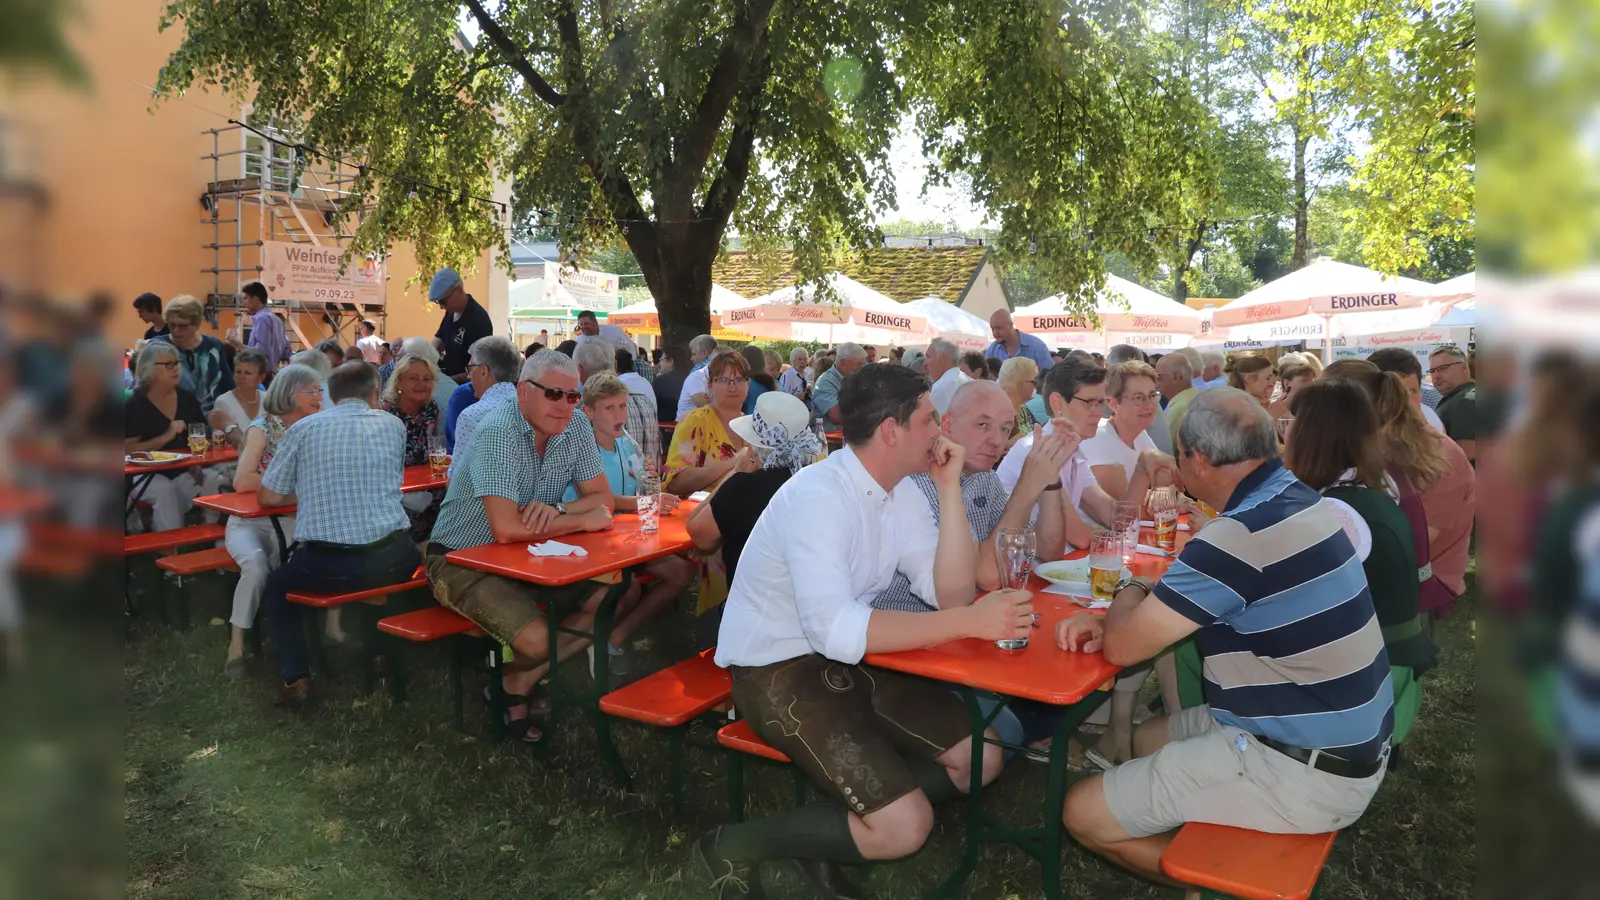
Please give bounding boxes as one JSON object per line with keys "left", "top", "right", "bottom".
{"left": 249, "top": 414, "right": 289, "bottom": 473}
{"left": 382, "top": 399, "right": 440, "bottom": 467}
{"left": 663, "top": 406, "right": 740, "bottom": 490}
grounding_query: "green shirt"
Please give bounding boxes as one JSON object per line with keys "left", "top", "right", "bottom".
{"left": 1324, "top": 485, "right": 1437, "bottom": 674}
{"left": 1164, "top": 387, "right": 1199, "bottom": 451}
{"left": 1435, "top": 380, "right": 1476, "bottom": 442}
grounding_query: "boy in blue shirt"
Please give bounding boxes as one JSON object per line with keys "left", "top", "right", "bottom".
{"left": 569, "top": 373, "right": 695, "bottom": 670}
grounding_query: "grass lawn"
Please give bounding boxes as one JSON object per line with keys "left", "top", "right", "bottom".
{"left": 120, "top": 569, "right": 1480, "bottom": 900}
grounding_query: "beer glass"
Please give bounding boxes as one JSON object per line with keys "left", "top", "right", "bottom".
{"left": 636, "top": 470, "right": 662, "bottom": 534}
{"left": 1090, "top": 529, "right": 1122, "bottom": 602}
{"left": 427, "top": 436, "right": 449, "bottom": 477}
{"left": 187, "top": 423, "right": 209, "bottom": 455}
{"left": 1150, "top": 486, "right": 1180, "bottom": 553}
{"left": 993, "top": 527, "right": 1035, "bottom": 650}
{"left": 1111, "top": 500, "right": 1140, "bottom": 567}
{"left": 1277, "top": 416, "right": 1295, "bottom": 445}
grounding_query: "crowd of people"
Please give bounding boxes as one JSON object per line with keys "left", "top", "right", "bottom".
{"left": 117, "top": 280, "right": 1497, "bottom": 895}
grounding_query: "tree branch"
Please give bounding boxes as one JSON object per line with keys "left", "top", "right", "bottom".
{"left": 462, "top": 0, "right": 565, "bottom": 107}
{"left": 699, "top": 32, "right": 772, "bottom": 232}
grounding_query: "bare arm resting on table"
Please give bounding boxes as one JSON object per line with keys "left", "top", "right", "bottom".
{"left": 866, "top": 590, "right": 1036, "bottom": 654}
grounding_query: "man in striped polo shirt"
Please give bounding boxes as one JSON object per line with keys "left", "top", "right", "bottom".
{"left": 1055, "top": 388, "right": 1393, "bottom": 886}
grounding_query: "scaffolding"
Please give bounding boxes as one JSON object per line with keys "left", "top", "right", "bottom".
{"left": 201, "top": 121, "right": 387, "bottom": 350}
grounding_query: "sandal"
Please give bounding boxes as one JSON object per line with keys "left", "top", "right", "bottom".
{"left": 483, "top": 685, "right": 551, "bottom": 718}
{"left": 503, "top": 715, "right": 546, "bottom": 744}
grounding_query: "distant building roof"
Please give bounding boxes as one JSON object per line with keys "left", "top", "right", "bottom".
{"left": 712, "top": 247, "right": 992, "bottom": 305}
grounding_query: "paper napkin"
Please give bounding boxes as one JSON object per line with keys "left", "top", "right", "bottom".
{"left": 528, "top": 540, "right": 588, "bottom": 557}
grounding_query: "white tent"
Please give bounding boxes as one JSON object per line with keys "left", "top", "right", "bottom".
{"left": 720, "top": 274, "right": 929, "bottom": 345}
{"left": 606, "top": 285, "right": 748, "bottom": 330}
{"left": 1211, "top": 260, "right": 1435, "bottom": 331}
{"left": 903, "top": 296, "right": 990, "bottom": 350}
{"left": 1011, "top": 275, "right": 1204, "bottom": 352}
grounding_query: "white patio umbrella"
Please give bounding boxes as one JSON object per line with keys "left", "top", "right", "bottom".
{"left": 1209, "top": 260, "right": 1436, "bottom": 361}
{"left": 720, "top": 273, "right": 929, "bottom": 345}
{"left": 1011, "top": 274, "right": 1204, "bottom": 352}
{"left": 903, "top": 296, "right": 991, "bottom": 350}
{"left": 606, "top": 284, "right": 748, "bottom": 329}
{"left": 1423, "top": 272, "right": 1475, "bottom": 305}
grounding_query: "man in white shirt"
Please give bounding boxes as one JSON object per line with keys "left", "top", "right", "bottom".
{"left": 355, "top": 319, "right": 385, "bottom": 363}
{"left": 674, "top": 333, "right": 719, "bottom": 420}
{"left": 778, "top": 347, "right": 810, "bottom": 400}
{"left": 925, "top": 337, "right": 971, "bottom": 416}
{"left": 700, "top": 365, "right": 1035, "bottom": 900}
{"left": 1198, "top": 350, "right": 1227, "bottom": 390}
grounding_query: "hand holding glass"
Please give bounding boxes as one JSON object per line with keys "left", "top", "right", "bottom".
{"left": 994, "top": 527, "right": 1036, "bottom": 649}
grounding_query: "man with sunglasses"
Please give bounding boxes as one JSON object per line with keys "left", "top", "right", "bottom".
{"left": 1427, "top": 346, "right": 1476, "bottom": 463}
{"left": 425, "top": 350, "right": 615, "bottom": 743}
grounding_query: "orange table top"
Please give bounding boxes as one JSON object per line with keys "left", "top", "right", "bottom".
{"left": 124, "top": 447, "right": 239, "bottom": 476}
{"left": 193, "top": 465, "right": 448, "bottom": 518}
{"left": 444, "top": 502, "right": 699, "bottom": 587}
{"left": 863, "top": 529, "right": 1192, "bottom": 706}
{"left": 0, "top": 489, "right": 51, "bottom": 517}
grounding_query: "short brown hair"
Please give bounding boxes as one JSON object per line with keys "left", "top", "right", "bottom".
{"left": 706, "top": 348, "right": 752, "bottom": 382}
{"left": 581, "top": 371, "right": 629, "bottom": 408}
{"left": 1278, "top": 353, "right": 1321, "bottom": 384}
{"left": 1106, "top": 360, "right": 1158, "bottom": 399}
{"left": 1285, "top": 378, "right": 1386, "bottom": 491}
{"left": 1224, "top": 353, "right": 1274, "bottom": 390}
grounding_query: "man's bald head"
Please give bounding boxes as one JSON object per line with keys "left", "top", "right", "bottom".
{"left": 1155, "top": 352, "right": 1194, "bottom": 399}
{"left": 944, "top": 380, "right": 1016, "bottom": 472}
{"left": 989, "top": 309, "right": 1018, "bottom": 345}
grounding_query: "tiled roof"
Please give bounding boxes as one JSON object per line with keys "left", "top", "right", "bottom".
{"left": 712, "top": 247, "right": 991, "bottom": 304}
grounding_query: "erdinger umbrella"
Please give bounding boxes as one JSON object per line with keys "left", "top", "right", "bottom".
{"left": 720, "top": 274, "right": 929, "bottom": 345}
{"left": 1209, "top": 260, "right": 1436, "bottom": 360}
{"left": 903, "top": 296, "right": 991, "bottom": 350}
{"left": 606, "top": 284, "right": 749, "bottom": 330}
{"left": 1011, "top": 274, "right": 1204, "bottom": 352}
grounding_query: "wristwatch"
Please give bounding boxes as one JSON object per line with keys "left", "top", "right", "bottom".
{"left": 1115, "top": 576, "right": 1157, "bottom": 595}
{"left": 554, "top": 501, "right": 568, "bottom": 515}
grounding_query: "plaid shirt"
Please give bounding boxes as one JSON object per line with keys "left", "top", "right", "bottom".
{"left": 634, "top": 356, "right": 657, "bottom": 382}
{"left": 625, "top": 392, "right": 660, "bottom": 464}
{"left": 261, "top": 398, "right": 410, "bottom": 545}
{"left": 430, "top": 402, "right": 604, "bottom": 551}
{"left": 873, "top": 471, "right": 1012, "bottom": 613}
{"left": 448, "top": 381, "right": 519, "bottom": 478}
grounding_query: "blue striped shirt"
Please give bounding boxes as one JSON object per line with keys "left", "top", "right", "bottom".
{"left": 1154, "top": 459, "right": 1394, "bottom": 761}
{"left": 261, "top": 398, "right": 410, "bottom": 545}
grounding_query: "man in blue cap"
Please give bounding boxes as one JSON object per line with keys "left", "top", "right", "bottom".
{"left": 430, "top": 267, "right": 495, "bottom": 384}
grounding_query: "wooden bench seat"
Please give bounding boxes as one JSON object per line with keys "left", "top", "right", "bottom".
{"left": 1160, "top": 823, "right": 1337, "bottom": 900}
{"left": 124, "top": 523, "right": 227, "bottom": 556}
{"left": 377, "top": 605, "right": 481, "bottom": 641}
{"left": 599, "top": 652, "right": 730, "bottom": 728}
{"left": 19, "top": 546, "right": 93, "bottom": 578}
{"left": 31, "top": 523, "right": 124, "bottom": 557}
{"left": 717, "top": 718, "right": 791, "bottom": 763}
{"left": 286, "top": 570, "right": 427, "bottom": 607}
{"left": 154, "top": 547, "right": 239, "bottom": 576}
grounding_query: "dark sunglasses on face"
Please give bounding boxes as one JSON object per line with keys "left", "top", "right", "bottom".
{"left": 524, "top": 379, "right": 582, "bottom": 404}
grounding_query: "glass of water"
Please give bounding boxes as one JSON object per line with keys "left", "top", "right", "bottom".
{"left": 636, "top": 469, "right": 661, "bottom": 534}
{"left": 1112, "top": 500, "right": 1140, "bottom": 567}
{"left": 994, "top": 526, "right": 1036, "bottom": 650}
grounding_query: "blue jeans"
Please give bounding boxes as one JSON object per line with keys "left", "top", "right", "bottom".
{"left": 262, "top": 532, "right": 420, "bottom": 681}
{"left": 962, "top": 690, "right": 1026, "bottom": 759}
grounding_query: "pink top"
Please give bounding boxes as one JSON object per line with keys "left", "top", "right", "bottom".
{"left": 1418, "top": 433, "right": 1476, "bottom": 596}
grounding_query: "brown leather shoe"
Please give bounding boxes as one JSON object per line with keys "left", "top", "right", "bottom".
{"left": 273, "top": 678, "right": 312, "bottom": 708}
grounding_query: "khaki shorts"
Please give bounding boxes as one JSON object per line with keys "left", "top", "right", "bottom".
{"left": 425, "top": 549, "right": 592, "bottom": 646}
{"left": 730, "top": 655, "right": 972, "bottom": 816}
{"left": 1102, "top": 704, "right": 1388, "bottom": 839}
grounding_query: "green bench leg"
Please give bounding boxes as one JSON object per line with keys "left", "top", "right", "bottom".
{"left": 450, "top": 635, "right": 467, "bottom": 732}
{"left": 726, "top": 751, "right": 745, "bottom": 823}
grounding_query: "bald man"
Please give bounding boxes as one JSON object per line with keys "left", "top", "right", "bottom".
{"left": 1156, "top": 354, "right": 1199, "bottom": 452}
{"left": 985, "top": 309, "right": 1055, "bottom": 371}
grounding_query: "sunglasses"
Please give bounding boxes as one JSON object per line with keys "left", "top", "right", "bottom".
{"left": 524, "top": 379, "right": 582, "bottom": 404}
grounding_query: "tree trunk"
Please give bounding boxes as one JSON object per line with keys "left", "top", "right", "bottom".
{"left": 1172, "top": 222, "right": 1207, "bottom": 303}
{"left": 1292, "top": 127, "right": 1310, "bottom": 269}
{"left": 627, "top": 219, "right": 720, "bottom": 347}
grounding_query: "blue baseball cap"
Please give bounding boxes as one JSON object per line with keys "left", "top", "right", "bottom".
{"left": 428, "top": 268, "right": 463, "bottom": 303}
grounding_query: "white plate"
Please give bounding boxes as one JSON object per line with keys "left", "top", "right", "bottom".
{"left": 1034, "top": 559, "right": 1132, "bottom": 587}
{"left": 125, "top": 453, "right": 192, "bottom": 466}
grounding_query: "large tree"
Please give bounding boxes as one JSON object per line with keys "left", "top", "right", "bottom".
{"left": 156, "top": 0, "right": 1210, "bottom": 343}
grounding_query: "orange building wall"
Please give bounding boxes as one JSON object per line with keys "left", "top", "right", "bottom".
{"left": 1, "top": 0, "right": 498, "bottom": 351}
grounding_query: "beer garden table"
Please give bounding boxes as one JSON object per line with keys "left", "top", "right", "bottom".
{"left": 862, "top": 524, "right": 1191, "bottom": 900}
{"left": 442, "top": 501, "right": 700, "bottom": 783}
{"left": 193, "top": 465, "right": 448, "bottom": 553}
{"left": 124, "top": 448, "right": 240, "bottom": 515}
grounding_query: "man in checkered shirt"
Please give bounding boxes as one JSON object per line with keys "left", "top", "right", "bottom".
{"left": 258, "top": 361, "right": 422, "bottom": 709}
{"left": 425, "top": 350, "right": 616, "bottom": 743}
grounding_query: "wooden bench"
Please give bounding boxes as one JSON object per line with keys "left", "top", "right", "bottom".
{"left": 1160, "top": 824, "right": 1337, "bottom": 900}
{"left": 153, "top": 547, "right": 241, "bottom": 630}
{"left": 124, "top": 523, "right": 227, "bottom": 556}
{"left": 377, "top": 605, "right": 486, "bottom": 730}
{"left": 19, "top": 546, "right": 93, "bottom": 579}
{"left": 598, "top": 651, "right": 731, "bottom": 807}
{"left": 716, "top": 718, "right": 808, "bottom": 820}
{"left": 30, "top": 523, "right": 123, "bottom": 557}
{"left": 285, "top": 570, "right": 430, "bottom": 700}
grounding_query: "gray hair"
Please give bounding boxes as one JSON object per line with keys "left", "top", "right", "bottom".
{"left": 573, "top": 335, "right": 616, "bottom": 377}
{"left": 1158, "top": 352, "right": 1194, "bottom": 381}
{"left": 314, "top": 337, "right": 343, "bottom": 356}
{"left": 927, "top": 338, "right": 959, "bottom": 364}
{"left": 1174, "top": 347, "right": 1204, "bottom": 373}
{"left": 134, "top": 340, "right": 180, "bottom": 390}
{"left": 401, "top": 337, "right": 440, "bottom": 363}
{"left": 1106, "top": 344, "right": 1145, "bottom": 365}
{"left": 521, "top": 348, "right": 580, "bottom": 384}
{"left": 290, "top": 348, "right": 333, "bottom": 379}
{"left": 381, "top": 353, "right": 442, "bottom": 405}
{"left": 690, "top": 334, "right": 717, "bottom": 356}
{"left": 1201, "top": 349, "right": 1225, "bottom": 370}
{"left": 264, "top": 363, "right": 322, "bottom": 416}
{"left": 233, "top": 347, "right": 269, "bottom": 376}
{"left": 469, "top": 335, "right": 521, "bottom": 384}
{"left": 836, "top": 342, "right": 867, "bottom": 361}
{"left": 1429, "top": 345, "right": 1467, "bottom": 364}
{"left": 789, "top": 347, "right": 809, "bottom": 364}
{"left": 1176, "top": 387, "right": 1279, "bottom": 466}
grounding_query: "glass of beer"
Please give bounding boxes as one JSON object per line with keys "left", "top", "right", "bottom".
{"left": 187, "top": 423, "right": 209, "bottom": 455}
{"left": 636, "top": 470, "right": 661, "bottom": 534}
{"left": 994, "top": 526, "right": 1036, "bottom": 650}
{"left": 1277, "top": 416, "right": 1295, "bottom": 445}
{"left": 427, "top": 436, "right": 449, "bottom": 477}
{"left": 1111, "top": 500, "right": 1140, "bottom": 567}
{"left": 1090, "top": 529, "right": 1123, "bottom": 602}
{"left": 1150, "top": 486, "right": 1180, "bottom": 554}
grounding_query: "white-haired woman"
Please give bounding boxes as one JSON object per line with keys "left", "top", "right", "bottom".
{"left": 149, "top": 294, "right": 234, "bottom": 415}
{"left": 125, "top": 342, "right": 224, "bottom": 531}
{"left": 222, "top": 363, "right": 323, "bottom": 674}
{"left": 998, "top": 356, "right": 1040, "bottom": 443}
{"left": 382, "top": 353, "right": 446, "bottom": 541}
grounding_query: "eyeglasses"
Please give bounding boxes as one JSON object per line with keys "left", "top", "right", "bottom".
{"left": 713, "top": 377, "right": 749, "bottom": 389}
{"left": 297, "top": 387, "right": 323, "bottom": 397}
{"left": 524, "top": 379, "right": 582, "bottom": 404}
{"left": 1068, "top": 394, "right": 1109, "bottom": 412}
{"left": 154, "top": 360, "right": 179, "bottom": 369}
{"left": 1120, "top": 392, "right": 1159, "bottom": 406}
{"left": 1427, "top": 360, "right": 1465, "bottom": 377}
